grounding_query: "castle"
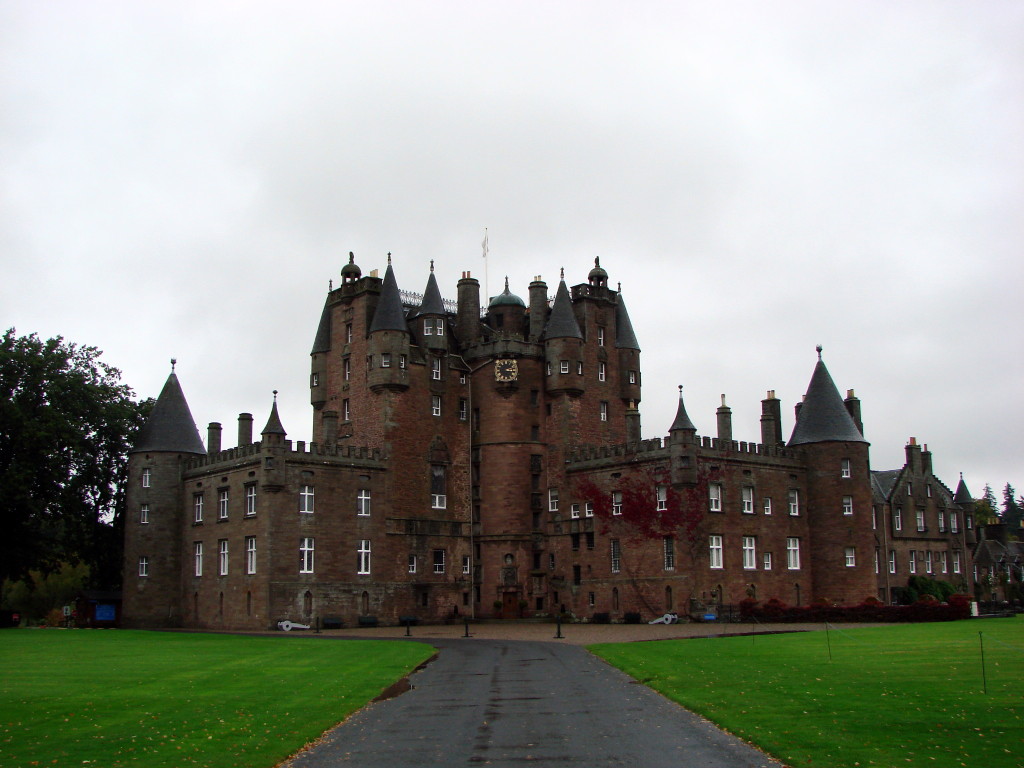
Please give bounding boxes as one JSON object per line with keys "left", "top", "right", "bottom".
{"left": 122, "top": 256, "right": 977, "bottom": 628}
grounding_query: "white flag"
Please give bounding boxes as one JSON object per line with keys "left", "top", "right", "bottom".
{"left": 482, "top": 229, "right": 488, "bottom": 259}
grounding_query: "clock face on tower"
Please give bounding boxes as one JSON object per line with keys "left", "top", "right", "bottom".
{"left": 494, "top": 358, "right": 518, "bottom": 382}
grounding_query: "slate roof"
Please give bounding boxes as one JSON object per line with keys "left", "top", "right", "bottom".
{"left": 974, "top": 538, "right": 1024, "bottom": 568}
{"left": 543, "top": 280, "right": 583, "bottom": 340}
{"left": 131, "top": 371, "right": 206, "bottom": 455}
{"left": 311, "top": 300, "right": 332, "bottom": 354}
{"left": 954, "top": 475, "right": 974, "bottom": 505}
{"left": 669, "top": 387, "right": 697, "bottom": 432}
{"left": 369, "top": 263, "right": 408, "bottom": 333}
{"left": 788, "top": 355, "right": 867, "bottom": 446}
{"left": 871, "top": 469, "right": 902, "bottom": 501}
{"left": 411, "top": 270, "right": 447, "bottom": 317}
{"left": 615, "top": 295, "right": 640, "bottom": 350}
{"left": 261, "top": 397, "right": 286, "bottom": 435}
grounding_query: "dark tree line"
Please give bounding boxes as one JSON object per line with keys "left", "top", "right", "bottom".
{"left": 0, "top": 328, "right": 151, "bottom": 597}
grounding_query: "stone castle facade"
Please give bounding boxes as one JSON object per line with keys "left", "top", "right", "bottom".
{"left": 122, "top": 256, "right": 975, "bottom": 628}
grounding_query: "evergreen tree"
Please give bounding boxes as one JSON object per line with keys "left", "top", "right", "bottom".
{"left": 1002, "top": 483, "right": 1022, "bottom": 528}
{"left": 975, "top": 483, "right": 999, "bottom": 525}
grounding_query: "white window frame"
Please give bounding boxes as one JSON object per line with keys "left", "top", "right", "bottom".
{"left": 571, "top": 503, "right": 580, "bottom": 519}
{"left": 763, "top": 497, "right": 772, "bottom": 515}
{"left": 138, "top": 556, "right": 149, "bottom": 577}
{"left": 462, "top": 555, "right": 471, "bottom": 575}
{"left": 940, "top": 551, "right": 948, "bottom": 574}
{"left": 925, "top": 550, "right": 933, "bottom": 574}
{"left": 300, "top": 537, "right": 315, "bottom": 574}
{"left": 950, "top": 512, "right": 959, "bottom": 533}
{"left": 599, "top": 401, "right": 608, "bottom": 422}
{"left": 844, "top": 546, "right": 856, "bottom": 568}
{"left": 788, "top": 489, "right": 800, "bottom": 516}
{"left": 219, "top": 539, "right": 229, "bottom": 576}
{"left": 381, "top": 352, "right": 391, "bottom": 368}
{"left": 432, "top": 357, "right": 442, "bottom": 380}
{"left": 598, "top": 362, "right": 606, "bottom": 381}
{"left": 408, "top": 554, "right": 417, "bottom": 574}
{"left": 841, "top": 458, "right": 851, "bottom": 478}
{"left": 357, "top": 540, "right": 371, "bottom": 575}
{"left": 140, "top": 504, "right": 149, "bottom": 524}
{"left": 299, "top": 485, "right": 315, "bottom": 514}
{"left": 193, "top": 494, "right": 204, "bottom": 523}
{"left": 657, "top": 485, "right": 667, "bottom": 511}
{"left": 345, "top": 323, "right": 353, "bottom": 343}
{"left": 938, "top": 511, "right": 946, "bottom": 532}
{"left": 343, "top": 398, "right": 351, "bottom": 421}
{"left": 433, "top": 549, "right": 446, "bottom": 574}
{"left": 246, "top": 536, "right": 256, "bottom": 574}
{"left": 894, "top": 507, "right": 902, "bottom": 531}
{"left": 560, "top": 360, "right": 569, "bottom": 374}
{"left": 612, "top": 491, "right": 622, "bottom": 516}
{"left": 742, "top": 536, "right": 756, "bottom": 570}
{"left": 357, "top": 489, "right": 371, "bottom": 516}
{"left": 548, "top": 488, "right": 559, "bottom": 512}
{"left": 431, "top": 493, "right": 447, "bottom": 510}
{"left": 709, "top": 483, "right": 722, "bottom": 512}
{"left": 916, "top": 509, "right": 926, "bottom": 532}
{"left": 889, "top": 549, "right": 897, "bottom": 574}
{"left": 424, "top": 319, "right": 434, "bottom": 336}
{"left": 909, "top": 550, "right": 917, "bottom": 574}
{"left": 245, "top": 484, "right": 256, "bottom": 516}
{"left": 459, "top": 398, "right": 468, "bottom": 421}
{"left": 142, "top": 468, "right": 151, "bottom": 488}
{"left": 709, "top": 535, "right": 723, "bottom": 569}
{"left": 584, "top": 502, "right": 593, "bottom": 518}
{"left": 953, "top": 550, "right": 961, "bottom": 574}
{"left": 628, "top": 370, "right": 637, "bottom": 384}
{"left": 194, "top": 542, "right": 203, "bottom": 577}
{"left": 597, "top": 327, "right": 605, "bottom": 346}
{"left": 742, "top": 487, "right": 754, "bottom": 514}
{"left": 786, "top": 537, "right": 801, "bottom": 570}
{"left": 344, "top": 358, "right": 351, "bottom": 380}
{"left": 218, "top": 489, "right": 229, "bottom": 520}
{"left": 763, "top": 552, "right": 772, "bottom": 570}
{"left": 842, "top": 496, "right": 853, "bottom": 516}
{"left": 431, "top": 395, "right": 441, "bottom": 417}
{"left": 436, "top": 318, "right": 445, "bottom": 336}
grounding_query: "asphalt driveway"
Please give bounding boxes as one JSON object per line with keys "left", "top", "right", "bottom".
{"left": 282, "top": 637, "right": 782, "bottom": 767}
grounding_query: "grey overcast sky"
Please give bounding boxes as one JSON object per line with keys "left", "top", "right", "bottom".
{"left": 2, "top": 1, "right": 1021, "bottom": 500}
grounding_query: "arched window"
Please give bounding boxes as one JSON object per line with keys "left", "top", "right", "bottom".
{"left": 361, "top": 591, "right": 370, "bottom": 615}
{"left": 303, "top": 590, "right": 313, "bottom": 615}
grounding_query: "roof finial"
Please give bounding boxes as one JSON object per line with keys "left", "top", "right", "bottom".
{"left": 328, "top": 279, "right": 333, "bottom": 292}
{"left": 816, "top": 344, "right": 823, "bottom": 359}
{"left": 560, "top": 266, "right": 565, "bottom": 280}
{"left": 170, "top": 358, "right": 176, "bottom": 372}
{"left": 387, "top": 252, "right": 392, "bottom": 265}
{"left": 349, "top": 251, "right": 355, "bottom": 264}
{"left": 678, "top": 384, "right": 683, "bottom": 397}
{"left": 595, "top": 256, "right": 600, "bottom": 268}
{"left": 618, "top": 281, "right": 622, "bottom": 292}
{"left": 504, "top": 275, "right": 509, "bottom": 291}
{"left": 273, "top": 389, "right": 278, "bottom": 401}
{"left": 430, "top": 259, "right": 434, "bottom": 272}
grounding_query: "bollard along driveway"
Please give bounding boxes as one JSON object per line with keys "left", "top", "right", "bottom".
{"left": 282, "top": 635, "right": 783, "bottom": 768}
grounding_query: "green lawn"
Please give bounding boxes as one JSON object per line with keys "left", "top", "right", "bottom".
{"left": 591, "top": 617, "right": 1024, "bottom": 768}
{"left": 0, "top": 630, "right": 434, "bottom": 767}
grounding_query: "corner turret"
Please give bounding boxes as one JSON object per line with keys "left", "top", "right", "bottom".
{"left": 543, "top": 273, "right": 584, "bottom": 396}
{"left": 368, "top": 259, "right": 411, "bottom": 393}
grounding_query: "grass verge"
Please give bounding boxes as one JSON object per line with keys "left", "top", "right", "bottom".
{"left": 0, "top": 629, "right": 434, "bottom": 767}
{"left": 591, "top": 617, "right": 1023, "bottom": 768}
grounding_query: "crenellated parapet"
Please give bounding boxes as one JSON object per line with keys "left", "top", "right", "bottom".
{"left": 185, "top": 440, "right": 387, "bottom": 471}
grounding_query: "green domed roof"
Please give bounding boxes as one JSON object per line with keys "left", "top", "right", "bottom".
{"left": 488, "top": 277, "right": 525, "bottom": 308}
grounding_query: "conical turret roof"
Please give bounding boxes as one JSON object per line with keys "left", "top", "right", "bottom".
{"left": 788, "top": 351, "right": 867, "bottom": 446}
{"left": 615, "top": 294, "right": 640, "bottom": 350}
{"left": 543, "top": 279, "right": 583, "bottom": 340}
{"left": 311, "top": 299, "right": 331, "bottom": 354}
{"left": 131, "top": 366, "right": 206, "bottom": 454}
{"left": 953, "top": 474, "right": 974, "bottom": 505}
{"left": 411, "top": 267, "right": 446, "bottom": 317}
{"left": 669, "top": 386, "right": 696, "bottom": 432}
{"left": 261, "top": 393, "right": 286, "bottom": 436}
{"left": 369, "top": 262, "right": 408, "bottom": 333}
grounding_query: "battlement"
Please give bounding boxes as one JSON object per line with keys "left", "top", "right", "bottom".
{"left": 185, "top": 440, "right": 387, "bottom": 470}
{"left": 566, "top": 434, "right": 798, "bottom": 468}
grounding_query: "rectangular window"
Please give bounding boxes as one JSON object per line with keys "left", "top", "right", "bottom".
{"left": 218, "top": 489, "right": 229, "bottom": 520}
{"left": 927, "top": 484, "right": 932, "bottom": 498}
{"left": 709, "top": 483, "right": 721, "bottom": 512}
{"left": 845, "top": 546, "right": 856, "bottom": 568}
{"left": 950, "top": 512, "right": 959, "bottom": 533}
{"left": 459, "top": 398, "right": 468, "bottom": 421}
{"left": 343, "top": 398, "right": 351, "bottom": 421}
{"left": 357, "top": 489, "right": 371, "bottom": 516}
{"left": 586, "top": 531, "right": 596, "bottom": 551}
{"left": 612, "top": 491, "right": 622, "bottom": 515}
{"left": 140, "top": 504, "right": 149, "bottom": 524}
{"left": 560, "top": 360, "right": 569, "bottom": 374}
{"left": 436, "top": 319, "right": 445, "bottom": 336}
{"left": 300, "top": 537, "right": 315, "bottom": 573}
{"left": 874, "top": 548, "right": 880, "bottom": 574}
{"left": 311, "top": 372, "right": 320, "bottom": 388}
{"left": 219, "top": 539, "right": 229, "bottom": 575}
{"left": 925, "top": 550, "right": 933, "bottom": 574}
{"left": 786, "top": 537, "right": 801, "bottom": 570}
{"left": 656, "top": 485, "right": 667, "bottom": 511}
{"left": 345, "top": 323, "right": 353, "bottom": 343}
{"left": 742, "top": 536, "right": 756, "bottom": 570}
{"left": 299, "top": 484, "right": 315, "bottom": 513}
{"left": 424, "top": 319, "right": 434, "bottom": 335}
{"left": 344, "top": 358, "right": 351, "bottom": 380}
{"left": 889, "top": 549, "right": 897, "bottom": 574}
{"left": 841, "top": 458, "right": 851, "bottom": 478}
{"left": 462, "top": 555, "right": 470, "bottom": 575}
{"left": 193, "top": 494, "right": 204, "bottom": 523}
{"left": 916, "top": 510, "right": 925, "bottom": 532}
{"left": 599, "top": 401, "right": 608, "bottom": 421}
{"left": 872, "top": 505, "right": 877, "bottom": 529}
{"left": 909, "top": 550, "right": 917, "bottom": 574}
{"left": 584, "top": 502, "right": 594, "bottom": 518}
{"left": 842, "top": 496, "right": 853, "bottom": 515}
{"left": 763, "top": 497, "right": 772, "bottom": 515}
{"left": 940, "top": 551, "right": 948, "bottom": 574}
{"left": 433, "top": 549, "right": 446, "bottom": 574}
{"left": 908, "top": 483, "right": 913, "bottom": 496}
{"left": 244, "top": 484, "right": 256, "bottom": 516}
{"left": 663, "top": 536, "right": 675, "bottom": 569}
{"left": 546, "top": 362, "right": 552, "bottom": 376}
{"left": 763, "top": 552, "right": 773, "bottom": 570}
{"left": 571, "top": 503, "right": 580, "bottom": 519}
{"left": 142, "top": 468, "right": 151, "bottom": 487}
{"left": 548, "top": 488, "right": 559, "bottom": 512}
{"left": 628, "top": 370, "right": 637, "bottom": 384}
{"left": 431, "top": 465, "right": 447, "bottom": 509}
{"left": 138, "top": 556, "right": 148, "bottom": 576}
{"left": 742, "top": 487, "right": 754, "bottom": 514}
{"left": 246, "top": 537, "right": 256, "bottom": 574}
{"left": 709, "top": 535, "right": 723, "bottom": 569}
{"left": 577, "top": 361, "right": 583, "bottom": 375}
{"left": 357, "top": 540, "right": 371, "bottom": 574}
{"left": 953, "top": 550, "right": 961, "bottom": 574}
{"left": 610, "top": 539, "right": 621, "bottom": 573}
{"left": 194, "top": 542, "right": 203, "bottom": 577}
{"left": 573, "top": 565, "right": 582, "bottom": 585}
{"left": 938, "top": 511, "right": 946, "bottom": 532}
{"left": 894, "top": 507, "right": 902, "bottom": 531}
{"left": 966, "top": 514, "right": 973, "bottom": 529}
{"left": 400, "top": 355, "right": 407, "bottom": 369}
{"left": 598, "top": 362, "right": 606, "bottom": 381}
{"left": 788, "top": 489, "right": 800, "bottom": 516}
{"left": 408, "top": 554, "right": 417, "bottom": 574}
{"left": 597, "top": 327, "right": 605, "bottom": 346}
{"left": 571, "top": 532, "right": 580, "bottom": 550}
{"left": 381, "top": 352, "right": 391, "bottom": 368}
{"left": 432, "top": 357, "right": 442, "bottom": 380}
{"left": 431, "top": 395, "right": 441, "bottom": 417}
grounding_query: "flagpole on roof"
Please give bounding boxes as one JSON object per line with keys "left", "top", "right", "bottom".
{"left": 482, "top": 227, "right": 489, "bottom": 304}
